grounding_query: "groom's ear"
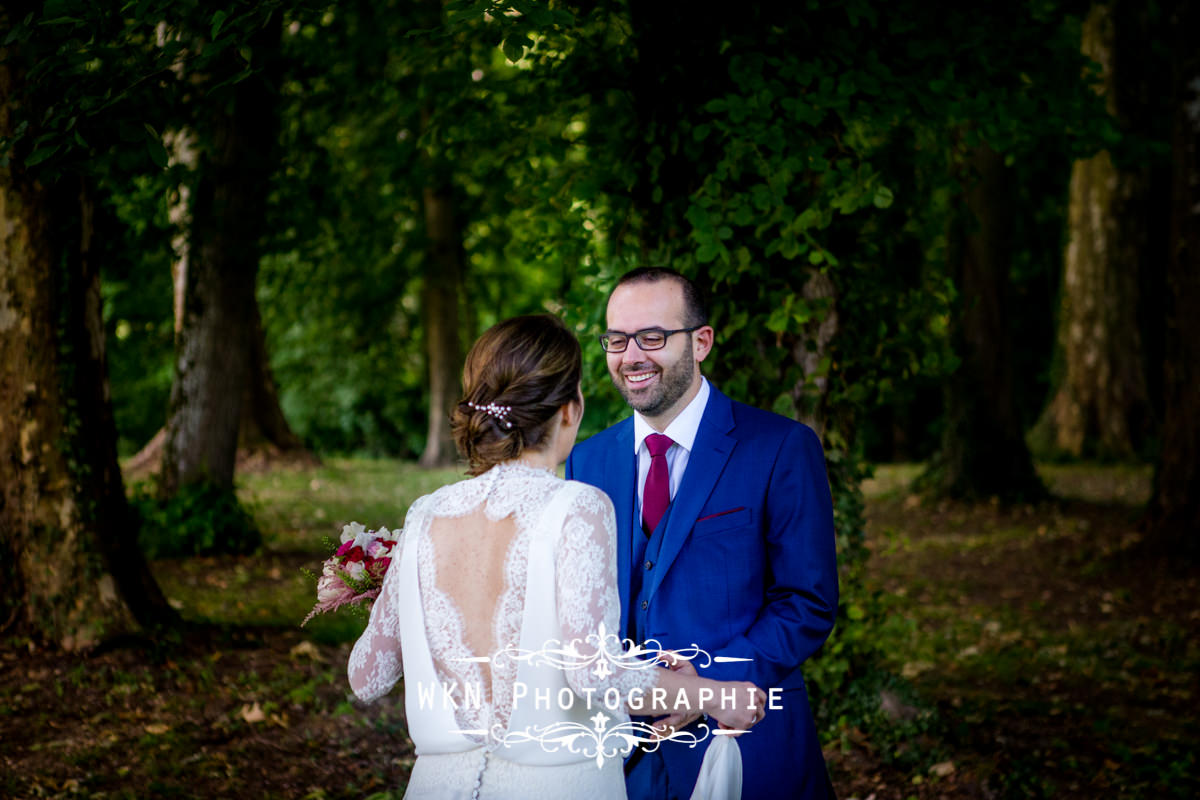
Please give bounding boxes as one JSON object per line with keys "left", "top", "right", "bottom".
{"left": 693, "top": 325, "right": 714, "bottom": 363}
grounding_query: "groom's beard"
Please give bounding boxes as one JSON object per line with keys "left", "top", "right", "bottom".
{"left": 614, "top": 339, "right": 695, "bottom": 418}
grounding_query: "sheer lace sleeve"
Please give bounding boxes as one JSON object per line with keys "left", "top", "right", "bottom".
{"left": 348, "top": 526, "right": 407, "bottom": 704}
{"left": 555, "top": 485, "right": 659, "bottom": 698}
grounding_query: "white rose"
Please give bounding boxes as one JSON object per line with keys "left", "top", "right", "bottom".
{"left": 352, "top": 527, "right": 374, "bottom": 551}
{"left": 341, "top": 521, "right": 366, "bottom": 545}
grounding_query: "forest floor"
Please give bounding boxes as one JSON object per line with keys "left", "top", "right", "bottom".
{"left": 1, "top": 461, "right": 1196, "bottom": 799}
{"left": 830, "top": 463, "right": 1199, "bottom": 800}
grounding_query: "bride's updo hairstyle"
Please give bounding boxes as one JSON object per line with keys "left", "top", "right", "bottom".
{"left": 452, "top": 314, "right": 582, "bottom": 476}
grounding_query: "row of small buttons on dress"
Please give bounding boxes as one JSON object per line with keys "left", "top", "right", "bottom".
{"left": 472, "top": 750, "right": 490, "bottom": 800}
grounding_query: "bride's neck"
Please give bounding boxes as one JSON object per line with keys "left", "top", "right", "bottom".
{"left": 512, "top": 447, "right": 557, "bottom": 472}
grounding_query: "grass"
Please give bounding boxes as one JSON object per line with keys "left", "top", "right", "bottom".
{"left": 150, "top": 458, "right": 462, "bottom": 644}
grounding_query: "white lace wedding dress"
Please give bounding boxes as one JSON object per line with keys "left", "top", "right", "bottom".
{"left": 348, "top": 462, "right": 659, "bottom": 799}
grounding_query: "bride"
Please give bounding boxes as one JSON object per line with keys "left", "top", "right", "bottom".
{"left": 348, "top": 314, "right": 763, "bottom": 799}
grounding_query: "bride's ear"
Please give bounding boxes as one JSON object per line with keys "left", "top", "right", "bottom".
{"left": 563, "top": 396, "right": 583, "bottom": 427}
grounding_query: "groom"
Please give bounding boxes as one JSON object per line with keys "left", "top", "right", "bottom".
{"left": 566, "top": 267, "right": 838, "bottom": 800}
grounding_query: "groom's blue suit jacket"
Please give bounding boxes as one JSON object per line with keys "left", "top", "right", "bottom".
{"left": 566, "top": 384, "right": 838, "bottom": 800}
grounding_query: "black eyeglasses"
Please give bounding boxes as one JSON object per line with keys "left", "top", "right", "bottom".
{"left": 598, "top": 326, "right": 701, "bottom": 353}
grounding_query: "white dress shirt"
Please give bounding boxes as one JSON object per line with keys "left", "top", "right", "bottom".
{"left": 633, "top": 377, "right": 711, "bottom": 514}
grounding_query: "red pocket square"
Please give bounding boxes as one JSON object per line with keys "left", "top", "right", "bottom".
{"left": 696, "top": 507, "right": 745, "bottom": 522}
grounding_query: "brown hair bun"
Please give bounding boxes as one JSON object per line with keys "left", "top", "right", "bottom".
{"left": 451, "top": 314, "right": 582, "bottom": 475}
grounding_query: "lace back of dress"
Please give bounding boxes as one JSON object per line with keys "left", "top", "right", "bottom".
{"left": 414, "top": 463, "right": 561, "bottom": 745}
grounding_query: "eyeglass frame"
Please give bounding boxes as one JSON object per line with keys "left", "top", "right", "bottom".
{"left": 598, "top": 325, "right": 703, "bottom": 353}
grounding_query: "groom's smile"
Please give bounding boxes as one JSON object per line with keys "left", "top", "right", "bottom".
{"left": 617, "top": 362, "right": 668, "bottom": 404}
{"left": 622, "top": 366, "right": 659, "bottom": 387}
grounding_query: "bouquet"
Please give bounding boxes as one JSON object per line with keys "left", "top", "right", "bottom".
{"left": 302, "top": 522, "right": 398, "bottom": 626}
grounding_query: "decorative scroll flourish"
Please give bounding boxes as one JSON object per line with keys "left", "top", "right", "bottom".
{"left": 486, "top": 714, "right": 736, "bottom": 769}
{"left": 484, "top": 622, "right": 712, "bottom": 681}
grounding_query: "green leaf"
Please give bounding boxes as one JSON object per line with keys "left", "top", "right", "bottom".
{"left": 502, "top": 35, "right": 531, "bottom": 63}
{"left": 143, "top": 124, "right": 168, "bottom": 168}
{"left": 685, "top": 204, "right": 712, "bottom": 233}
{"left": 796, "top": 208, "right": 821, "bottom": 230}
{"left": 24, "top": 143, "right": 61, "bottom": 167}
{"left": 873, "top": 185, "right": 894, "bottom": 209}
{"left": 3, "top": 22, "right": 25, "bottom": 45}
{"left": 766, "top": 306, "right": 790, "bottom": 333}
{"left": 211, "top": 9, "right": 228, "bottom": 40}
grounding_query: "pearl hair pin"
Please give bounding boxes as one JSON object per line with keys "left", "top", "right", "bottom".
{"left": 467, "top": 400, "right": 514, "bottom": 429}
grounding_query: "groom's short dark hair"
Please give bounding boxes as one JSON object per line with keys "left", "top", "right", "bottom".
{"left": 613, "top": 267, "right": 709, "bottom": 327}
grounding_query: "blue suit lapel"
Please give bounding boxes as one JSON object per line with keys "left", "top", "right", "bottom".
{"left": 647, "top": 387, "right": 736, "bottom": 601}
{"left": 604, "top": 419, "right": 637, "bottom": 640}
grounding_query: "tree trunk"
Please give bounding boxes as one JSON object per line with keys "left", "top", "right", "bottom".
{"left": 1, "top": 56, "right": 176, "bottom": 646}
{"left": 237, "top": 300, "right": 316, "bottom": 463}
{"left": 167, "top": 128, "right": 196, "bottom": 338}
{"left": 1033, "top": 2, "right": 1154, "bottom": 460}
{"left": 417, "top": 176, "right": 465, "bottom": 469}
{"left": 161, "top": 15, "right": 282, "bottom": 495}
{"left": 168, "top": 129, "right": 308, "bottom": 460}
{"left": 1144, "top": 1, "right": 1200, "bottom": 554}
{"left": 933, "top": 145, "right": 1045, "bottom": 501}
{"left": 129, "top": 293, "right": 314, "bottom": 478}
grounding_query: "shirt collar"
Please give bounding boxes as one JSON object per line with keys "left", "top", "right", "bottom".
{"left": 632, "top": 377, "right": 711, "bottom": 454}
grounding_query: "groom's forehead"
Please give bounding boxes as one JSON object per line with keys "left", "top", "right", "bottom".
{"left": 606, "top": 281, "right": 687, "bottom": 327}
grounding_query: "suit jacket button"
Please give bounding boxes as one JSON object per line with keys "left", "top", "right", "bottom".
{"left": 644, "top": 560, "right": 653, "bottom": 570}
{"left": 641, "top": 600, "right": 648, "bottom": 610}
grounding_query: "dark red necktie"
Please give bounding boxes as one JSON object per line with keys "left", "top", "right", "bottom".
{"left": 642, "top": 433, "right": 674, "bottom": 536}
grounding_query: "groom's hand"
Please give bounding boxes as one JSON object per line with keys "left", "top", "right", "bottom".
{"left": 652, "top": 652, "right": 703, "bottom": 740}
{"left": 651, "top": 708, "right": 703, "bottom": 740}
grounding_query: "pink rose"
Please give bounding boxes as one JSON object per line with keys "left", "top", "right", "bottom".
{"left": 316, "top": 574, "right": 347, "bottom": 605}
